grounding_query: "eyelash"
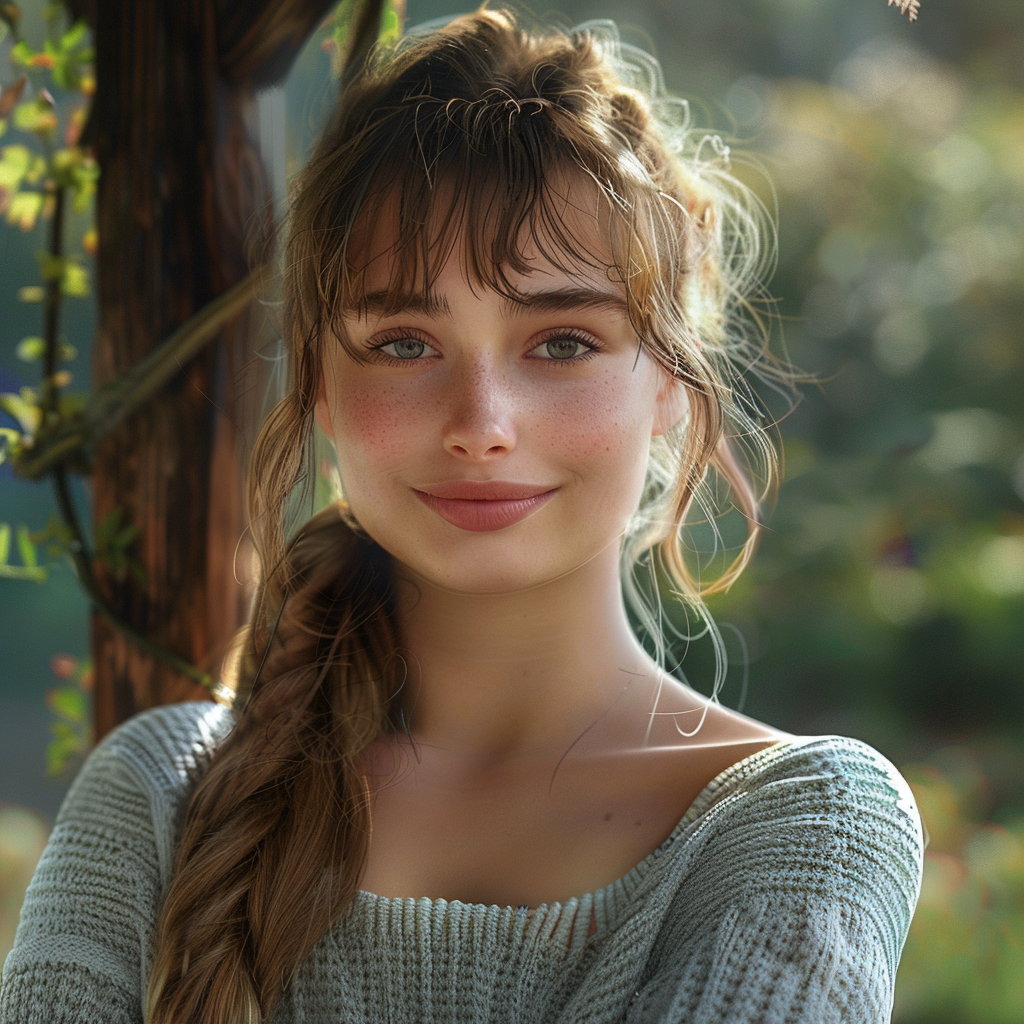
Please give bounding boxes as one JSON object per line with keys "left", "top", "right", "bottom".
{"left": 531, "top": 329, "right": 602, "bottom": 366}
{"left": 365, "top": 328, "right": 602, "bottom": 367}
{"left": 365, "top": 329, "right": 436, "bottom": 366}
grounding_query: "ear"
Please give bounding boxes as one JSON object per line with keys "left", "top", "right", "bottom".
{"left": 652, "top": 372, "right": 689, "bottom": 438}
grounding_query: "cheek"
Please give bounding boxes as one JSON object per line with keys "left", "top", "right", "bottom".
{"left": 534, "top": 370, "right": 655, "bottom": 468}
{"left": 332, "top": 377, "right": 432, "bottom": 467}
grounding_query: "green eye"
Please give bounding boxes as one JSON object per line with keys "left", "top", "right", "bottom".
{"left": 543, "top": 338, "right": 583, "bottom": 359}
{"left": 382, "top": 338, "right": 427, "bottom": 359}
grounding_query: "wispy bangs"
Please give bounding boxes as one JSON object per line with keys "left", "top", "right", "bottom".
{"left": 313, "top": 95, "right": 666, "bottom": 358}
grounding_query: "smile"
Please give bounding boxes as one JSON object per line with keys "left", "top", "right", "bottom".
{"left": 412, "top": 482, "right": 558, "bottom": 532}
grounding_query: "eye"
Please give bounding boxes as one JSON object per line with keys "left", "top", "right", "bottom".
{"left": 368, "top": 334, "right": 437, "bottom": 363}
{"left": 530, "top": 331, "right": 600, "bottom": 363}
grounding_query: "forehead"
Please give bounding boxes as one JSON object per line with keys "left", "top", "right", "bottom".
{"left": 342, "top": 167, "right": 624, "bottom": 312}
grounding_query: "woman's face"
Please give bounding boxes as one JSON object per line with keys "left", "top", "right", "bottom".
{"left": 315, "top": 208, "right": 687, "bottom": 596}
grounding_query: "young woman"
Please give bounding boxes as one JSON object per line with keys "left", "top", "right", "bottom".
{"left": 1, "top": 7, "right": 924, "bottom": 1023}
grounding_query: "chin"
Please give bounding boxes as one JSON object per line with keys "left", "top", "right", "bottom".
{"left": 392, "top": 551, "right": 560, "bottom": 597}
{"left": 374, "top": 531, "right": 583, "bottom": 596}
{"left": 352, "top": 502, "right": 621, "bottom": 597}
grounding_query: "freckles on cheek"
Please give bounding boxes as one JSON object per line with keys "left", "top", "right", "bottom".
{"left": 536, "top": 376, "right": 648, "bottom": 462}
{"left": 335, "top": 381, "right": 425, "bottom": 463}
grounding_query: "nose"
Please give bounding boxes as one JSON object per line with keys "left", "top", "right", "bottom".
{"left": 443, "top": 361, "right": 517, "bottom": 461}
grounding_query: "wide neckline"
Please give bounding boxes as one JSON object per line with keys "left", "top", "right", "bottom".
{"left": 352, "top": 734, "right": 815, "bottom": 926}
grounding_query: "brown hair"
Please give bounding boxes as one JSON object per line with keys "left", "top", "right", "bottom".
{"left": 146, "top": 7, "right": 786, "bottom": 1021}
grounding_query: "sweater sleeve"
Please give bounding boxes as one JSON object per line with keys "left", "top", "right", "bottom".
{"left": 625, "top": 738, "right": 924, "bottom": 1024}
{"left": 0, "top": 702, "right": 229, "bottom": 1024}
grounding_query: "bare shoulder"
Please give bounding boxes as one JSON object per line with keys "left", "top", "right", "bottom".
{"left": 617, "top": 680, "right": 799, "bottom": 821}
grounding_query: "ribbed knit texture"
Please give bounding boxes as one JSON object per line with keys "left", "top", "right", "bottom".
{"left": 0, "top": 701, "right": 923, "bottom": 1023}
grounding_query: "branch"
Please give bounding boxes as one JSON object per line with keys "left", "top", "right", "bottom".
{"left": 41, "top": 185, "right": 65, "bottom": 422}
{"left": 14, "top": 267, "right": 262, "bottom": 479}
{"left": 52, "top": 465, "right": 217, "bottom": 692}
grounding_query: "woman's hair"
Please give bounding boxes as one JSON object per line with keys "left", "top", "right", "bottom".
{"left": 146, "top": 7, "right": 787, "bottom": 1022}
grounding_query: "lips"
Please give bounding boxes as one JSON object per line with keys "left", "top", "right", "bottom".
{"left": 413, "top": 480, "right": 558, "bottom": 531}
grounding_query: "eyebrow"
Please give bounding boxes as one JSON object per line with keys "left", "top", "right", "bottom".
{"left": 348, "top": 286, "right": 629, "bottom": 320}
{"left": 351, "top": 291, "right": 453, "bottom": 319}
{"left": 499, "top": 287, "right": 629, "bottom": 318}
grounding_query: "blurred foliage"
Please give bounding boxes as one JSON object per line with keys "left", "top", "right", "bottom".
{"left": 0, "top": 804, "right": 49, "bottom": 965}
{"left": 0, "top": 0, "right": 95, "bottom": 567}
{"left": 694, "top": 24, "right": 1024, "bottom": 746}
{"left": 43, "top": 649, "right": 91, "bottom": 777}
{"left": 319, "top": 0, "right": 406, "bottom": 76}
{"left": 896, "top": 745, "right": 1024, "bottom": 1023}
{"left": 0, "top": 518, "right": 44, "bottom": 579}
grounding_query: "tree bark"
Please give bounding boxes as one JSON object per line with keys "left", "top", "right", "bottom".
{"left": 66, "top": 0, "right": 337, "bottom": 738}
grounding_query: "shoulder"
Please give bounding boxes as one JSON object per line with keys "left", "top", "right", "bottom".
{"left": 1, "top": 703, "right": 235, "bottom": 1010}
{"left": 91, "top": 699, "right": 236, "bottom": 793}
{"left": 720, "top": 733, "right": 921, "bottom": 828}
{"left": 627, "top": 737, "right": 926, "bottom": 1022}
{"left": 52, "top": 700, "right": 237, "bottom": 884}
{"left": 684, "top": 733, "right": 925, "bottom": 918}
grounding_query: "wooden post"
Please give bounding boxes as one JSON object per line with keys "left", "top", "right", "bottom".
{"left": 65, "top": 0, "right": 337, "bottom": 737}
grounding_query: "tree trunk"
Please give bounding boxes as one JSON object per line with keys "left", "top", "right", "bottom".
{"left": 66, "top": 0, "right": 337, "bottom": 738}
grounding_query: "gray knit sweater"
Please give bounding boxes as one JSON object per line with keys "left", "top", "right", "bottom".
{"left": 0, "top": 701, "right": 923, "bottom": 1023}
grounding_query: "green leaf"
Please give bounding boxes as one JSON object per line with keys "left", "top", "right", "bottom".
{"left": 46, "top": 737, "right": 74, "bottom": 776}
{"left": 16, "top": 523, "right": 36, "bottom": 567}
{"left": 6, "top": 189, "right": 43, "bottom": 230}
{"left": 0, "top": 522, "right": 10, "bottom": 564}
{"left": 29, "top": 512, "right": 73, "bottom": 557}
{"left": 46, "top": 720, "right": 88, "bottom": 777}
{"left": 51, "top": 57, "right": 79, "bottom": 92}
{"left": 0, "top": 144, "right": 32, "bottom": 188}
{"left": 62, "top": 260, "right": 89, "bottom": 296}
{"left": 0, "top": 428, "right": 21, "bottom": 465}
{"left": 25, "top": 153, "right": 45, "bottom": 185}
{"left": 47, "top": 684, "right": 87, "bottom": 723}
{"left": 0, "top": 388, "right": 41, "bottom": 434}
{"left": 70, "top": 174, "right": 96, "bottom": 214}
{"left": 12, "top": 96, "right": 57, "bottom": 139}
{"left": 60, "top": 20, "right": 88, "bottom": 53}
{"left": 0, "top": 562, "right": 47, "bottom": 582}
{"left": 10, "top": 40, "right": 32, "bottom": 66}
{"left": 15, "top": 336, "right": 45, "bottom": 361}
{"left": 17, "top": 285, "right": 44, "bottom": 301}
{"left": 379, "top": 5, "right": 402, "bottom": 45}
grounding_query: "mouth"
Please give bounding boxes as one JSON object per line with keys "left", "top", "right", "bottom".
{"left": 412, "top": 481, "right": 558, "bottom": 532}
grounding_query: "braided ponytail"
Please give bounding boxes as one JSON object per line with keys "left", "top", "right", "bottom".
{"left": 146, "top": 389, "right": 402, "bottom": 1023}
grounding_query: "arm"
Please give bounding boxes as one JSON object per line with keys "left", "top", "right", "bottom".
{"left": 626, "top": 738, "right": 924, "bottom": 1024}
{"left": 0, "top": 704, "right": 222, "bottom": 1024}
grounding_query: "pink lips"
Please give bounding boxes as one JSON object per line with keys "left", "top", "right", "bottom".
{"left": 413, "top": 480, "right": 558, "bottom": 532}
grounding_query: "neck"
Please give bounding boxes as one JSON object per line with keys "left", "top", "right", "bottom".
{"left": 389, "top": 544, "right": 664, "bottom": 769}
